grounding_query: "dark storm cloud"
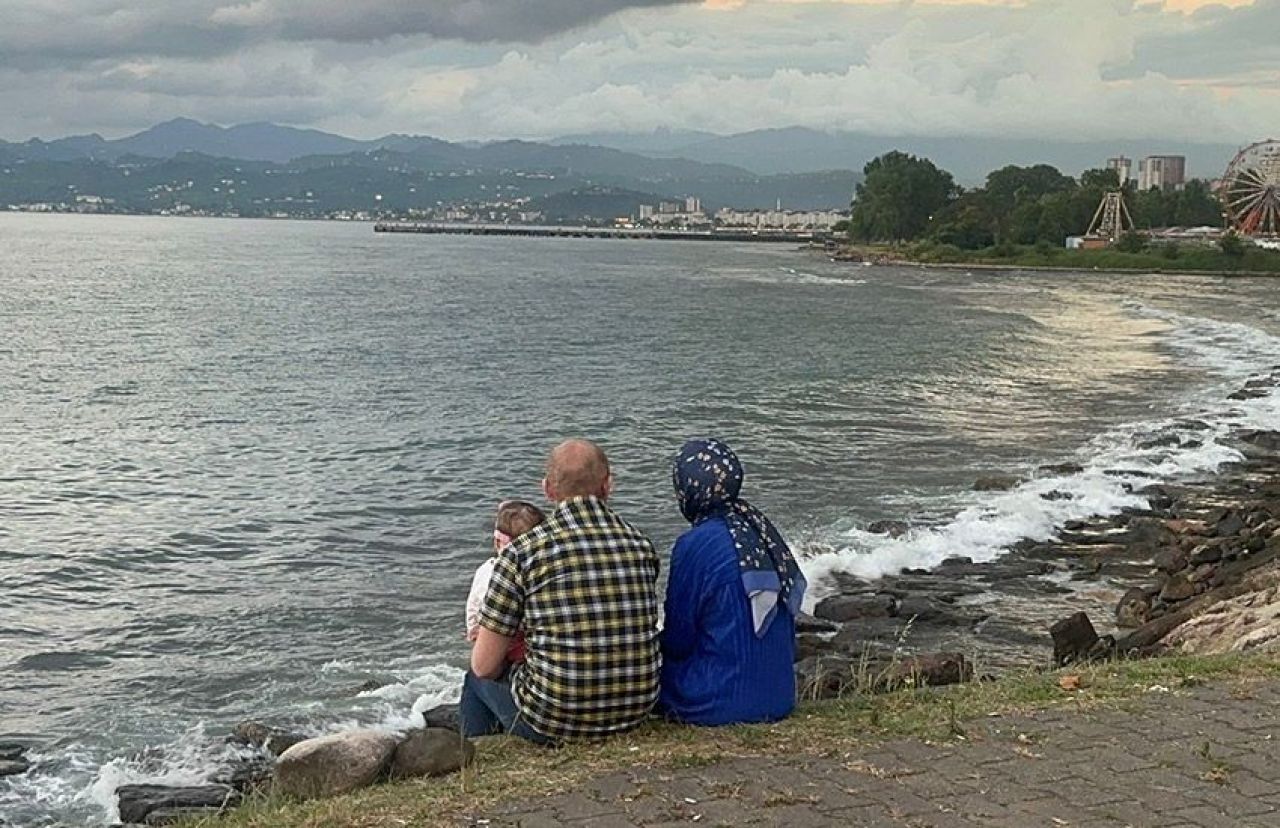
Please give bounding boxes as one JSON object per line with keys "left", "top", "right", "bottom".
{"left": 215, "top": 0, "right": 698, "bottom": 44}
{"left": 0, "top": 0, "right": 695, "bottom": 68}
{"left": 1125, "top": 0, "right": 1280, "bottom": 81}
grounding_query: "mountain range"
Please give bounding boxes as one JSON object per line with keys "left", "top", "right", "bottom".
{"left": 2, "top": 119, "right": 1245, "bottom": 222}
{"left": 553, "top": 127, "right": 1246, "bottom": 184}
{"left": 3, "top": 118, "right": 1247, "bottom": 184}
{"left": 0, "top": 120, "right": 859, "bottom": 216}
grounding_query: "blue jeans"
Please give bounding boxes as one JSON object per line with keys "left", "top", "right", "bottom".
{"left": 459, "top": 671, "right": 555, "bottom": 746}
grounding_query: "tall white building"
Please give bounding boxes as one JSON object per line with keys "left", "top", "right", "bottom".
{"left": 1138, "top": 156, "right": 1187, "bottom": 192}
{"left": 1106, "top": 156, "right": 1133, "bottom": 186}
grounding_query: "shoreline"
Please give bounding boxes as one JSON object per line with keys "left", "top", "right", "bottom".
{"left": 815, "top": 243, "right": 1280, "bottom": 278}
{"left": 74, "top": 368, "right": 1280, "bottom": 825}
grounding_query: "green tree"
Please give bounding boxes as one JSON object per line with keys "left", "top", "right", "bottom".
{"left": 930, "top": 195, "right": 996, "bottom": 249}
{"left": 848, "top": 151, "right": 959, "bottom": 242}
{"left": 1115, "top": 231, "right": 1148, "bottom": 253}
{"left": 1173, "top": 180, "right": 1225, "bottom": 227}
{"left": 1220, "top": 231, "right": 1246, "bottom": 258}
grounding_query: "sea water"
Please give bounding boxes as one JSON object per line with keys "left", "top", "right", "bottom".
{"left": 3, "top": 213, "right": 1280, "bottom": 824}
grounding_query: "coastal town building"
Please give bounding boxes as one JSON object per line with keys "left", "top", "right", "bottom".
{"left": 1106, "top": 156, "right": 1133, "bottom": 185}
{"left": 714, "top": 208, "right": 848, "bottom": 230}
{"left": 1138, "top": 155, "right": 1187, "bottom": 192}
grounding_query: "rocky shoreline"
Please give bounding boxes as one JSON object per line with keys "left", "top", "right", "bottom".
{"left": 795, "top": 375, "right": 1280, "bottom": 698}
{"left": 9, "top": 377, "right": 1280, "bottom": 826}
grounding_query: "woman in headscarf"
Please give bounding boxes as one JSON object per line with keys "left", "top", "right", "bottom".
{"left": 659, "top": 437, "right": 807, "bottom": 726}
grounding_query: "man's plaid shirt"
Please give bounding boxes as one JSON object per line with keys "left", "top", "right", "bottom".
{"left": 479, "top": 495, "right": 661, "bottom": 741}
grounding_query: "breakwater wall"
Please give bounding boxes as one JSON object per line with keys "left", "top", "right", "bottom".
{"left": 374, "top": 222, "right": 830, "bottom": 244}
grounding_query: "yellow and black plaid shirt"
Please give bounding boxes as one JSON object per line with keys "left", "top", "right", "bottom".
{"left": 479, "top": 495, "right": 661, "bottom": 741}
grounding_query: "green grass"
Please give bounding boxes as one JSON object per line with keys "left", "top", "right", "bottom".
{"left": 848, "top": 241, "right": 1280, "bottom": 275}
{"left": 184, "top": 653, "right": 1280, "bottom": 828}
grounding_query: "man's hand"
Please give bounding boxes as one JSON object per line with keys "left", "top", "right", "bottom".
{"left": 471, "top": 626, "right": 513, "bottom": 679}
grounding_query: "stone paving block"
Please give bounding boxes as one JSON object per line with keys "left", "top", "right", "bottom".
{"left": 1003, "top": 796, "right": 1077, "bottom": 823}
{"left": 1183, "top": 780, "right": 1279, "bottom": 817}
{"left": 1167, "top": 804, "right": 1245, "bottom": 828}
{"left": 1226, "top": 770, "right": 1280, "bottom": 798}
{"left": 943, "top": 792, "right": 1022, "bottom": 821}
{"left": 1098, "top": 749, "right": 1160, "bottom": 774}
{"left": 563, "top": 814, "right": 639, "bottom": 827}
{"left": 1085, "top": 799, "right": 1178, "bottom": 828}
{"left": 678, "top": 797, "right": 761, "bottom": 826}
{"left": 550, "top": 793, "right": 625, "bottom": 821}
{"left": 470, "top": 680, "right": 1280, "bottom": 828}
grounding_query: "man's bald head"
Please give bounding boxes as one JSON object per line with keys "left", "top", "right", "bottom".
{"left": 543, "top": 439, "right": 613, "bottom": 502}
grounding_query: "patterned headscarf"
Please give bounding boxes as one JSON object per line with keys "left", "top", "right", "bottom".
{"left": 672, "top": 438, "right": 807, "bottom": 637}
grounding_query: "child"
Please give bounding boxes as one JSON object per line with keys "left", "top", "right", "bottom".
{"left": 465, "top": 500, "right": 546, "bottom": 664}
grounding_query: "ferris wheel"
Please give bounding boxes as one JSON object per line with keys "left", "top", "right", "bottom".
{"left": 1222, "top": 140, "right": 1280, "bottom": 236}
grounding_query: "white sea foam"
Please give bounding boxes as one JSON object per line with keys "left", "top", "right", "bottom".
{"left": 801, "top": 304, "right": 1280, "bottom": 595}
{"left": 76, "top": 725, "right": 254, "bottom": 825}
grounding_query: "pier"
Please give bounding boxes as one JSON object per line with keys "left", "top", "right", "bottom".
{"left": 373, "top": 222, "right": 828, "bottom": 244}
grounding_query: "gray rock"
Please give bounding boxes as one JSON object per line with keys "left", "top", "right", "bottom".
{"left": 1050, "top": 612, "right": 1099, "bottom": 667}
{"left": 1039, "top": 462, "right": 1085, "bottom": 476}
{"left": 275, "top": 729, "right": 399, "bottom": 801}
{"left": 813, "top": 593, "right": 896, "bottom": 623}
{"left": 388, "top": 728, "right": 475, "bottom": 780}
{"left": 0, "top": 744, "right": 26, "bottom": 762}
{"left": 1116, "top": 587, "right": 1152, "bottom": 628}
{"left": 866, "top": 519, "right": 910, "bottom": 537}
{"left": 1138, "top": 433, "right": 1181, "bottom": 450}
{"left": 230, "top": 721, "right": 307, "bottom": 756}
{"left": 1215, "top": 511, "right": 1247, "bottom": 538}
{"left": 1189, "top": 544, "right": 1223, "bottom": 565}
{"left": 973, "top": 474, "right": 1021, "bottom": 492}
{"left": 1159, "top": 573, "right": 1197, "bottom": 602}
{"left": 795, "top": 612, "right": 839, "bottom": 634}
{"left": 0, "top": 759, "right": 30, "bottom": 778}
{"left": 145, "top": 807, "right": 222, "bottom": 826}
{"left": 795, "top": 655, "right": 858, "bottom": 701}
{"left": 422, "top": 704, "right": 462, "bottom": 732}
{"left": 1239, "top": 430, "right": 1280, "bottom": 452}
{"left": 116, "top": 785, "right": 240, "bottom": 825}
{"left": 1153, "top": 547, "right": 1189, "bottom": 574}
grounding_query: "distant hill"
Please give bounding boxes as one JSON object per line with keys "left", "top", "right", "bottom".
{"left": 0, "top": 120, "right": 864, "bottom": 212}
{"left": 554, "top": 126, "right": 1246, "bottom": 184}
{"left": 3, "top": 119, "right": 374, "bottom": 163}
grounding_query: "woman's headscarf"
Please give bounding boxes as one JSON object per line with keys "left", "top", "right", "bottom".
{"left": 673, "top": 438, "right": 807, "bottom": 637}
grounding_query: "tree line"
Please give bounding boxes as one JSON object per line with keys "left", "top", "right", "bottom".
{"left": 845, "top": 151, "right": 1224, "bottom": 249}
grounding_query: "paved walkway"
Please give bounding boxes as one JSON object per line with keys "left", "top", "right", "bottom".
{"left": 470, "top": 680, "right": 1280, "bottom": 828}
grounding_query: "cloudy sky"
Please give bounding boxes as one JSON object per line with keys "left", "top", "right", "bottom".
{"left": 1, "top": 0, "right": 1277, "bottom": 143}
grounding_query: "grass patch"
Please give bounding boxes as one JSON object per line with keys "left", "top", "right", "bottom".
{"left": 184, "top": 653, "right": 1280, "bottom": 828}
{"left": 846, "top": 241, "right": 1280, "bottom": 275}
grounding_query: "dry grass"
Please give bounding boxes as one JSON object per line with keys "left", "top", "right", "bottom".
{"left": 184, "top": 653, "right": 1280, "bottom": 828}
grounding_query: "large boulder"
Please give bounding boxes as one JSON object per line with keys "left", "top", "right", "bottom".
{"left": 116, "top": 785, "right": 240, "bottom": 825}
{"left": 388, "top": 728, "right": 475, "bottom": 780}
{"left": 275, "top": 729, "right": 399, "bottom": 801}
{"left": 1163, "top": 566, "right": 1280, "bottom": 654}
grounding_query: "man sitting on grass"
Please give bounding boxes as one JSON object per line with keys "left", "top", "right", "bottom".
{"left": 461, "top": 439, "right": 661, "bottom": 744}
